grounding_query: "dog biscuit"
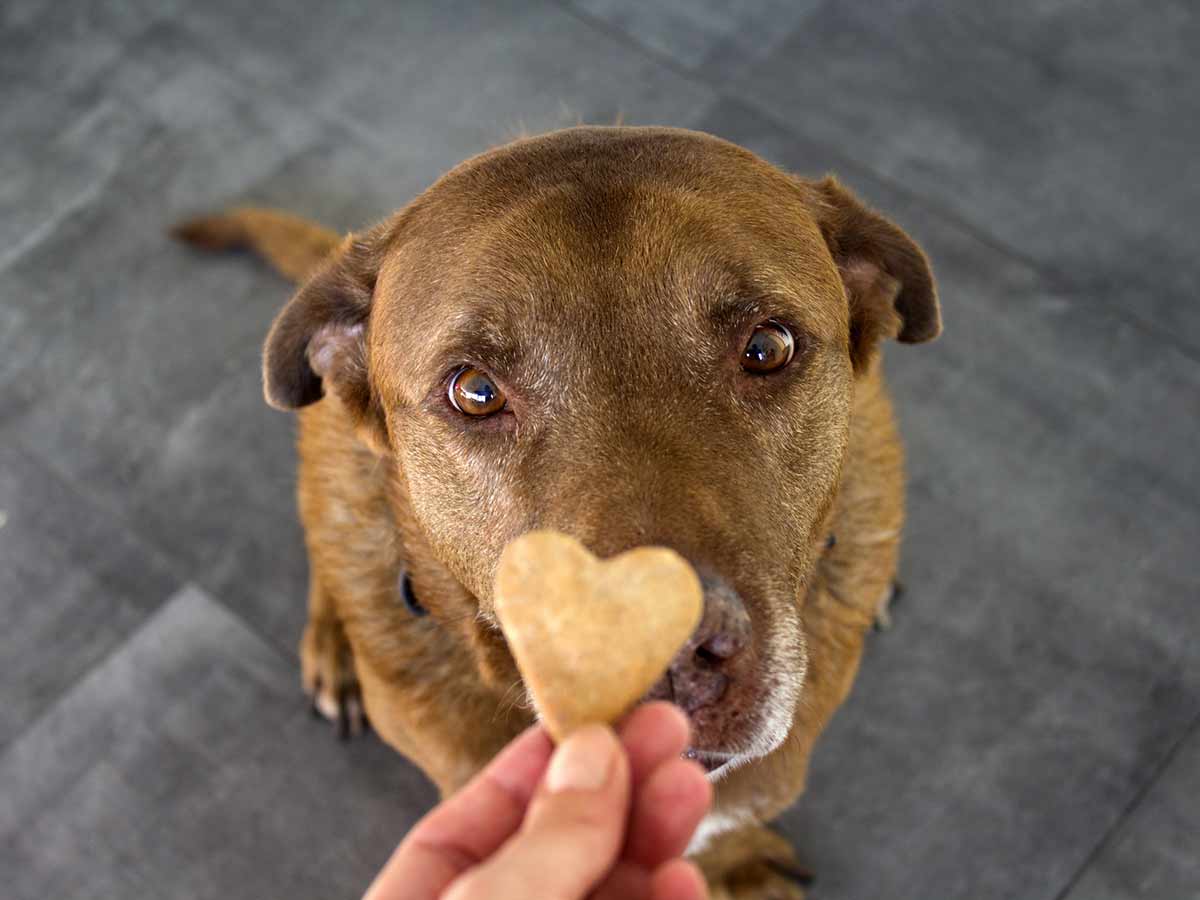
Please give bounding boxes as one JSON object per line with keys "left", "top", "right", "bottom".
{"left": 494, "top": 530, "right": 703, "bottom": 741}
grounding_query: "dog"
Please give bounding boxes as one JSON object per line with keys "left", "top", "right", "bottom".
{"left": 174, "top": 125, "right": 940, "bottom": 898}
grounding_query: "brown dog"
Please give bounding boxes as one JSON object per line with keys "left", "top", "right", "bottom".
{"left": 175, "top": 126, "right": 940, "bottom": 898}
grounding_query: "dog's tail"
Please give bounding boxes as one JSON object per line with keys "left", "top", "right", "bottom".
{"left": 170, "top": 207, "right": 340, "bottom": 285}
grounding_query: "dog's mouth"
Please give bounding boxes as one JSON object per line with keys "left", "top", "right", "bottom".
{"left": 489, "top": 567, "right": 806, "bottom": 775}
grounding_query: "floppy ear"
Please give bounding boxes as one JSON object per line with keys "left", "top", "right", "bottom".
{"left": 262, "top": 228, "right": 389, "bottom": 449}
{"left": 812, "top": 176, "right": 941, "bottom": 371}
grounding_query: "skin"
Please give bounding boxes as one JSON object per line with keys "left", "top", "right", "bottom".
{"left": 174, "top": 126, "right": 940, "bottom": 898}
{"left": 366, "top": 703, "right": 711, "bottom": 900}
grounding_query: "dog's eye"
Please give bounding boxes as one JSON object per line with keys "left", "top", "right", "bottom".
{"left": 741, "top": 322, "right": 794, "bottom": 374}
{"left": 449, "top": 366, "right": 507, "bottom": 416}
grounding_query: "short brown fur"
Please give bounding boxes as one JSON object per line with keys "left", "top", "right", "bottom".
{"left": 175, "top": 126, "right": 939, "bottom": 898}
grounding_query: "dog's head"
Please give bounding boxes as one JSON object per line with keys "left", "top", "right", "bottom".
{"left": 263, "top": 127, "right": 939, "bottom": 774}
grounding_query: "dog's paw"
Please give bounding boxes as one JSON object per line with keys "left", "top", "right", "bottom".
{"left": 300, "top": 617, "right": 367, "bottom": 739}
{"left": 712, "top": 861, "right": 810, "bottom": 900}
{"left": 698, "top": 826, "right": 812, "bottom": 900}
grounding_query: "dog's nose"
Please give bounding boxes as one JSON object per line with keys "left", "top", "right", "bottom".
{"left": 646, "top": 572, "right": 752, "bottom": 714}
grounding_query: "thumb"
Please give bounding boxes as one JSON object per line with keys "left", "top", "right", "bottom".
{"left": 444, "top": 724, "right": 631, "bottom": 900}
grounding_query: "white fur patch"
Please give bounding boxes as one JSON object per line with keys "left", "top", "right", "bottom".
{"left": 716, "top": 601, "right": 806, "bottom": 777}
{"left": 687, "top": 808, "right": 756, "bottom": 854}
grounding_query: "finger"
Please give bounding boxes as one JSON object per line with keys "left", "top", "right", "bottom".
{"left": 624, "top": 758, "right": 711, "bottom": 868}
{"left": 589, "top": 859, "right": 649, "bottom": 900}
{"left": 650, "top": 859, "right": 708, "bottom": 900}
{"left": 365, "top": 725, "right": 553, "bottom": 900}
{"left": 444, "top": 725, "right": 631, "bottom": 900}
{"left": 593, "top": 856, "right": 708, "bottom": 900}
{"left": 584, "top": 756, "right": 710, "bottom": 900}
{"left": 617, "top": 702, "right": 690, "bottom": 786}
{"left": 590, "top": 705, "right": 703, "bottom": 900}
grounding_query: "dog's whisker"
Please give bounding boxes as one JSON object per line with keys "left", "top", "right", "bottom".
{"left": 493, "top": 678, "right": 534, "bottom": 723}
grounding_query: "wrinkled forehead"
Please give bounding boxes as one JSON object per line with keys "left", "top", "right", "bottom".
{"left": 375, "top": 173, "right": 844, "bottom": 395}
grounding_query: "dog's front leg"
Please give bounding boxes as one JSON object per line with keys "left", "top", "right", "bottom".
{"left": 300, "top": 580, "right": 366, "bottom": 738}
{"left": 693, "top": 824, "right": 812, "bottom": 899}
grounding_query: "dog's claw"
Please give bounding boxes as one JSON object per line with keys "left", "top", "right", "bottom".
{"left": 337, "top": 696, "right": 350, "bottom": 741}
{"left": 767, "top": 860, "right": 815, "bottom": 886}
{"left": 308, "top": 681, "right": 367, "bottom": 738}
{"left": 334, "top": 686, "right": 368, "bottom": 740}
{"left": 873, "top": 580, "right": 904, "bottom": 631}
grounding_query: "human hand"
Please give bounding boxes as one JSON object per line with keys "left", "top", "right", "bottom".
{"left": 364, "top": 702, "right": 712, "bottom": 900}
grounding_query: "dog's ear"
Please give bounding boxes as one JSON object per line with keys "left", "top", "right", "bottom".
{"left": 812, "top": 176, "right": 941, "bottom": 371}
{"left": 262, "top": 228, "right": 389, "bottom": 449}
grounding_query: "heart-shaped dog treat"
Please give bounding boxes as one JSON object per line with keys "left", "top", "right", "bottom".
{"left": 494, "top": 530, "right": 703, "bottom": 741}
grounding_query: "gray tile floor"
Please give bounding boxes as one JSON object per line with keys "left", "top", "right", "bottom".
{"left": 2, "top": 2, "right": 1197, "bottom": 898}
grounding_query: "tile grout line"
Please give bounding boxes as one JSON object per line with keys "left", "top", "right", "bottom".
{"left": 0, "top": 14, "right": 348, "bottom": 283}
{"left": 0, "top": 16, "right": 335, "bottom": 675}
{"left": 7, "top": 421, "right": 304, "bottom": 663}
{"left": 0, "top": 424, "right": 304, "bottom": 760}
{"left": 551, "top": 0, "right": 1200, "bottom": 368}
{"left": 0, "top": 574, "right": 302, "bottom": 769}
{"left": 0, "top": 177, "right": 110, "bottom": 277}
{"left": 12, "top": 0, "right": 1197, "bottom": 368}
{"left": 0, "top": 580, "right": 196, "bottom": 766}
{"left": 0, "top": 11, "right": 158, "bottom": 282}
{"left": 161, "top": 12, "right": 449, "bottom": 198}
{"left": 548, "top": 16, "right": 1200, "bottom": 895}
{"left": 1050, "top": 706, "right": 1200, "bottom": 900}
{"left": 0, "top": 14, "right": 312, "bottom": 762}
{"left": 0, "top": 14, "right": 356, "bottom": 692}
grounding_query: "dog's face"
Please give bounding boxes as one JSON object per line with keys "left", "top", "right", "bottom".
{"left": 264, "top": 128, "right": 939, "bottom": 774}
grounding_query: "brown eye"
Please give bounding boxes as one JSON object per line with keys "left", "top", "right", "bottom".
{"left": 741, "top": 322, "right": 795, "bottom": 374}
{"left": 449, "top": 367, "right": 507, "bottom": 416}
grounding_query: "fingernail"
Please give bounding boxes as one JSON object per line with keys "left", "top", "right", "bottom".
{"left": 545, "top": 725, "right": 617, "bottom": 793}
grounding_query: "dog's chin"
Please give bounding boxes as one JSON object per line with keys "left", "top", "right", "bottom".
{"left": 684, "top": 696, "right": 797, "bottom": 781}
